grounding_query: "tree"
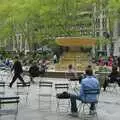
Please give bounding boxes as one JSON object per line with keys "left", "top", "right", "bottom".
{"left": 0, "top": 0, "right": 98, "bottom": 51}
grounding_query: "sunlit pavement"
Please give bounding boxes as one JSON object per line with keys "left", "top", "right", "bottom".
{"left": 0, "top": 73, "right": 120, "bottom": 120}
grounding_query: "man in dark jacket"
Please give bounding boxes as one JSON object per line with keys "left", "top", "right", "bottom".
{"left": 103, "top": 65, "right": 120, "bottom": 91}
{"left": 9, "top": 56, "right": 26, "bottom": 88}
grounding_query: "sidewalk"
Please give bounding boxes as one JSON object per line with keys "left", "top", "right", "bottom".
{"left": 0, "top": 74, "right": 120, "bottom": 120}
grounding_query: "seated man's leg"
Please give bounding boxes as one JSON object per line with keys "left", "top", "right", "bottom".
{"left": 103, "top": 79, "right": 109, "bottom": 91}
{"left": 89, "top": 103, "right": 97, "bottom": 115}
{"left": 117, "top": 80, "right": 120, "bottom": 87}
{"left": 79, "top": 75, "right": 83, "bottom": 84}
{"left": 109, "top": 76, "right": 116, "bottom": 83}
{"left": 70, "top": 94, "right": 81, "bottom": 113}
{"left": 90, "top": 103, "right": 95, "bottom": 111}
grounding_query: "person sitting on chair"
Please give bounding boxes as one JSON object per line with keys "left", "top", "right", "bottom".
{"left": 103, "top": 65, "right": 120, "bottom": 91}
{"left": 29, "top": 61, "right": 40, "bottom": 83}
{"left": 68, "top": 64, "right": 78, "bottom": 79}
{"left": 39, "top": 59, "right": 47, "bottom": 77}
{"left": 69, "top": 69, "right": 100, "bottom": 116}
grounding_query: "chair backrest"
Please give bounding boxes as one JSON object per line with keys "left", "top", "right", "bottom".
{"left": 39, "top": 81, "right": 53, "bottom": 97}
{"left": 0, "top": 96, "right": 20, "bottom": 109}
{"left": 39, "top": 81, "right": 53, "bottom": 88}
{"left": 0, "top": 96, "right": 20, "bottom": 118}
{"left": 17, "top": 82, "right": 30, "bottom": 87}
{"left": 0, "top": 82, "right": 5, "bottom": 87}
{"left": 83, "top": 88, "right": 100, "bottom": 103}
{"left": 55, "top": 83, "right": 69, "bottom": 90}
{"left": 84, "top": 89, "right": 100, "bottom": 95}
{"left": 0, "top": 97, "right": 20, "bottom": 104}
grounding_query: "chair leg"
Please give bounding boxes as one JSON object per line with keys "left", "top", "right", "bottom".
{"left": 67, "top": 100, "right": 70, "bottom": 112}
{"left": 95, "top": 112, "right": 99, "bottom": 120}
{"left": 78, "top": 103, "right": 82, "bottom": 112}
{"left": 56, "top": 99, "right": 70, "bottom": 112}
{"left": 79, "top": 104, "right": 99, "bottom": 120}
{"left": 26, "top": 93, "right": 29, "bottom": 103}
{"left": 38, "top": 96, "right": 40, "bottom": 109}
{"left": 56, "top": 99, "right": 60, "bottom": 112}
{"left": 0, "top": 115, "right": 1, "bottom": 120}
{"left": 14, "top": 115, "right": 17, "bottom": 120}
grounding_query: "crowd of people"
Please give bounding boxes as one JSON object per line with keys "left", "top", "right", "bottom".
{"left": 97, "top": 55, "right": 119, "bottom": 67}
{"left": 0, "top": 55, "right": 48, "bottom": 87}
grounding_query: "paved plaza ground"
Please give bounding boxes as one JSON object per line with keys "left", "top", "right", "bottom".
{"left": 0, "top": 71, "right": 120, "bottom": 120}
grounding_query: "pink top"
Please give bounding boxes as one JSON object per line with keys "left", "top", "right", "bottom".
{"left": 68, "top": 68, "right": 78, "bottom": 78}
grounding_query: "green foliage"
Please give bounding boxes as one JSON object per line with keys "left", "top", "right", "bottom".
{"left": 96, "top": 37, "right": 111, "bottom": 46}
{"left": 108, "top": 0, "right": 120, "bottom": 16}
{"left": 0, "top": 0, "right": 113, "bottom": 51}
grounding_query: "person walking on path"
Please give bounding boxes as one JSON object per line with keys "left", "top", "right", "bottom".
{"left": 9, "top": 56, "right": 26, "bottom": 88}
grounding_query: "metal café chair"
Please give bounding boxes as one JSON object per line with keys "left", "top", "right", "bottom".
{"left": 78, "top": 89, "right": 100, "bottom": 120}
{"left": 55, "top": 83, "right": 70, "bottom": 112}
{"left": 16, "top": 82, "right": 30, "bottom": 103}
{"left": 0, "top": 96, "right": 20, "bottom": 120}
{"left": 38, "top": 81, "right": 53, "bottom": 110}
